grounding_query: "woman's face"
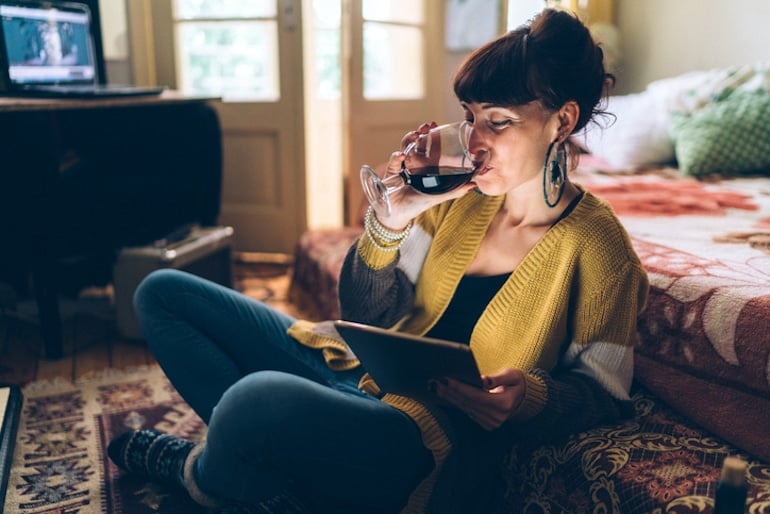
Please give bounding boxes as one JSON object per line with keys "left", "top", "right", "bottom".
{"left": 462, "top": 100, "right": 559, "bottom": 197}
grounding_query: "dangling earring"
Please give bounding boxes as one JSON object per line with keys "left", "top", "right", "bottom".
{"left": 542, "top": 141, "right": 567, "bottom": 208}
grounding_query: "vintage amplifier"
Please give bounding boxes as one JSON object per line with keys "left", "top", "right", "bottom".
{"left": 113, "top": 225, "right": 234, "bottom": 339}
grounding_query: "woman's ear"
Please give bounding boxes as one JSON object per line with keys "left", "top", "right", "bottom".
{"left": 557, "top": 101, "right": 579, "bottom": 142}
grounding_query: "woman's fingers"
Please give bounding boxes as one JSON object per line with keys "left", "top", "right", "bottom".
{"left": 432, "top": 374, "right": 524, "bottom": 430}
{"left": 400, "top": 130, "right": 420, "bottom": 150}
{"left": 400, "top": 121, "right": 437, "bottom": 149}
{"left": 386, "top": 150, "right": 405, "bottom": 173}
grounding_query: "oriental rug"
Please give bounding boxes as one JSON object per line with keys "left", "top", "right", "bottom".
{"left": 8, "top": 365, "right": 207, "bottom": 514}
{"left": 6, "top": 259, "right": 311, "bottom": 514}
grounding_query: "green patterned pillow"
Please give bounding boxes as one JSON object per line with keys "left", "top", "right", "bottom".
{"left": 670, "top": 90, "right": 770, "bottom": 176}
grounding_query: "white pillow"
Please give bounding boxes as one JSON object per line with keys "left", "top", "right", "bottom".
{"left": 574, "top": 92, "right": 675, "bottom": 169}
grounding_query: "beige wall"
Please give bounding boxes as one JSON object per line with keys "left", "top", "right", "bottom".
{"left": 99, "top": 0, "right": 128, "bottom": 60}
{"left": 99, "top": 0, "right": 131, "bottom": 83}
{"left": 442, "top": 51, "right": 467, "bottom": 123}
{"left": 614, "top": 0, "right": 770, "bottom": 94}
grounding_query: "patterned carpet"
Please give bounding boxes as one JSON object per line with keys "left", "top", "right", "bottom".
{"left": 7, "top": 261, "right": 309, "bottom": 514}
{"left": 9, "top": 366, "right": 207, "bottom": 514}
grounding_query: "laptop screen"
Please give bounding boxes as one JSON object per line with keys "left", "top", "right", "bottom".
{"left": 0, "top": 1, "right": 96, "bottom": 86}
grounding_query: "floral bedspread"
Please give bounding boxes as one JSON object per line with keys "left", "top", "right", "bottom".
{"left": 576, "top": 167, "right": 770, "bottom": 464}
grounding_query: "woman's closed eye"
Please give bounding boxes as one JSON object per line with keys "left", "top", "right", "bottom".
{"left": 487, "top": 119, "right": 513, "bottom": 131}
{"left": 461, "top": 117, "right": 512, "bottom": 130}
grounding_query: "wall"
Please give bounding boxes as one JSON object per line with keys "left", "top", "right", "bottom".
{"left": 614, "top": 0, "right": 770, "bottom": 94}
{"left": 442, "top": 51, "right": 466, "bottom": 123}
{"left": 99, "top": 0, "right": 131, "bottom": 84}
{"left": 99, "top": 0, "right": 128, "bottom": 59}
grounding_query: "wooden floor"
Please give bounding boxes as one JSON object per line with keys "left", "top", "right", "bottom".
{"left": 0, "top": 303, "right": 156, "bottom": 387}
{"left": 0, "top": 255, "right": 294, "bottom": 387}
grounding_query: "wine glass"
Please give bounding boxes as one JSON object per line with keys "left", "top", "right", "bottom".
{"left": 360, "top": 121, "right": 477, "bottom": 218}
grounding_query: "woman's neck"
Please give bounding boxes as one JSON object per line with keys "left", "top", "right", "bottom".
{"left": 500, "top": 180, "right": 580, "bottom": 228}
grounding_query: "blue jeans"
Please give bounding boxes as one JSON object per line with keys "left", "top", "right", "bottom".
{"left": 133, "top": 269, "right": 432, "bottom": 512}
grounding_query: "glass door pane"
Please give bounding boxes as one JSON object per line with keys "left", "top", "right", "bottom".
{"left": 363, "top": 23, "right": 422, "bottom": 99}
{"left": 310, "top": 0, "right": 341, "bottom": 98}
{"left": 175, "top": 0, "right": 276, "bottom": 19}
{"left": 362, "top": 0, "right": 423, "bottom": 24}
{"left": 361, "top": 0, "right": 424, "bottom": 100}
{"left": 173, "top": 0, "right": 279, "bottom": 101}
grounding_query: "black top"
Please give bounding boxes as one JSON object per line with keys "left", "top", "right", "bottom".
{"left": 425, "top": 272, "right": 510, "bottom": 344}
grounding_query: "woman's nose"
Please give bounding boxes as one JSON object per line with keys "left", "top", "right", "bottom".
{"left": 465, "top": 124, "right": 488, "bottom": 159}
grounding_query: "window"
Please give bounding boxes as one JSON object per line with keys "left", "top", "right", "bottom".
{"left": 311, "top": 0, "right": 341, "bottom": 98}
{"left": 173, "top": 0, "right": 279, "bottom": 101}
{"left": 507, "top": 0, "right": 545, "bottom": 30}
{"left": 361, "top": 0, "right": 424, "bottom": 100}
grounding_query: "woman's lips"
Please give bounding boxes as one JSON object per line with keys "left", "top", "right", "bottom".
{"left": 474, "top": 165, "right": 491, "bottom": 177}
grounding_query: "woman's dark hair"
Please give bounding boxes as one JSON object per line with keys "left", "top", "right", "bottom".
{"left": 453, "top": 8, "right": 613, "bottom": 134}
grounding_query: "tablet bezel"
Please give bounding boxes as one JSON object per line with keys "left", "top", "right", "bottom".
{"left": 334, "top": 319, "right": 484, "bottom": 399}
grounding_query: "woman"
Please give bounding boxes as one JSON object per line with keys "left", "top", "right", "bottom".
{"left": 108, "top": 8, "right": 648, "bottom": 514}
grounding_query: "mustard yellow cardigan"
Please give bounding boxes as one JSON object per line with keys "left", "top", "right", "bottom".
{"left": 288, "top": 188, "right": 649, "bottom": 513}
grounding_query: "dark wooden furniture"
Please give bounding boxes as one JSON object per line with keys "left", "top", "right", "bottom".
{"left": 0, "top": 92, "right": 222, "bottom": 358}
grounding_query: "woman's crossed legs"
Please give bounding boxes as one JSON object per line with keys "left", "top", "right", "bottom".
{"left": 110, "top": 269, "right": 432, "bottom": 512}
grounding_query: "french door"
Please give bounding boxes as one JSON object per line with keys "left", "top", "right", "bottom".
{"left": 127, "top": 0, "right": 444, "bottom": 251}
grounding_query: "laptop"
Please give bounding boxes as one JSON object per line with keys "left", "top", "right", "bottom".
{"left": 334, "top": 320, "right": 484, "bottom": 400}
{"left": 0, "top": 0, "right": 165, "bottom": 98}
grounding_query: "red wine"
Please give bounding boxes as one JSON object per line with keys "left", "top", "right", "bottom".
{"left": 403, "top": 166, "right": 475, "bottom": 194}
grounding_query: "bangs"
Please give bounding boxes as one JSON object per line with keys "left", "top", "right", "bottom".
{"left": 453, "top": 31, "right": 536, "bottom": 107}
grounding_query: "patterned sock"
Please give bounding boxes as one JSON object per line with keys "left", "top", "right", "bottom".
{"left": 107, "top": 429, "right": 195, "bottom": 489}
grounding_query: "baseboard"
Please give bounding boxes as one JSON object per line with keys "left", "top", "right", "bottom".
{"left": 0, "top": 384, "right": 22, "bottom": 512}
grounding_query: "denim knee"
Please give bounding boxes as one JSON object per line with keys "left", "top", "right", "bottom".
{"left": 133, "top": 268, "right": 189, "bottom": 315}
{"left": 208, "top": 370, "right": 300, "bottom": 438}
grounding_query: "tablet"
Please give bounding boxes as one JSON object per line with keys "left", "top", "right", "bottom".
{"left": 334, "top": 320, "right": 483, "bottom": 399}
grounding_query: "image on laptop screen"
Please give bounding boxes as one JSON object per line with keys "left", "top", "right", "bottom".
{"left": 0, "top": 1, "right": 96, "bottom": 87}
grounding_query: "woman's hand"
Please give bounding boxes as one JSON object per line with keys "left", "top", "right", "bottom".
{"left": 375, "top": 122, "right": 476, "bottom": 231}
{"left": 431, "top": 368, "right": 527, "bottom": 431}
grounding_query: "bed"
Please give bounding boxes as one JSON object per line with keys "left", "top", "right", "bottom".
{"left": 571, "top": 62, "right": 770, "bottom": 468}
{"left": 574, "top": 160, "right": 770, "bottom": 461}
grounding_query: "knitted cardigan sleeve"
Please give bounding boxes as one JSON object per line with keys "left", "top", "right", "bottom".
{"left": 512, "top": 367, "right": 635, "bottom": 445}
{"left": 338, "top": 204, "right": 445, "bottom": 328}
{"left": 337, "top": 239, "right": 416, "bottom": 328}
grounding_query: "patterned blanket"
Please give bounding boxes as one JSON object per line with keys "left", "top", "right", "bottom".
{"left": 501, "top": 384, "right": 770, "bottom": 513}
{"left": 574, "top": 167, "right": 770, "bottom": 463}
